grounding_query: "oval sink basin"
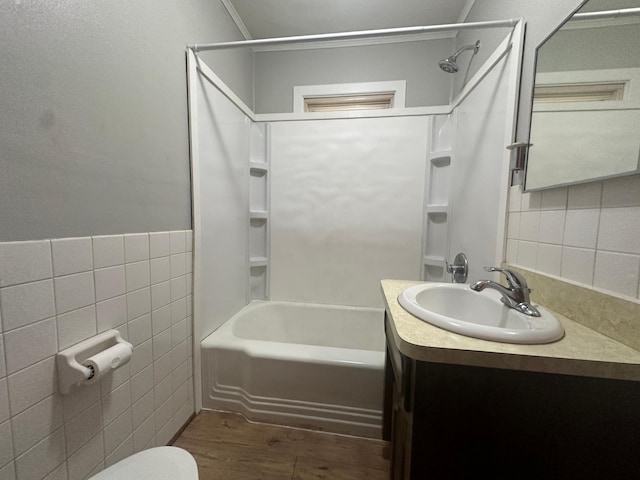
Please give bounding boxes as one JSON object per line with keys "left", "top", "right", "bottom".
{"left": 398, "top": 283, "right": 564, "bottom": 344}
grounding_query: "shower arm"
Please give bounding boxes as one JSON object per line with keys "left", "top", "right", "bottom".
{"left": 450, "top": 41, "right": 480, "bottom": 61}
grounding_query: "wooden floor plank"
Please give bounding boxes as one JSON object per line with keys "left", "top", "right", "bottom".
{"left": 180, "top": 411, "right": 389, "bottom": 470}
{"left": 292, "top": 456, "right": 389, "bottom": 480}
{"left": 174, "top": 411, "right": 390, "bottom": 479}
{"left": 173, "top": 435, "right": 297, "bottom": 480}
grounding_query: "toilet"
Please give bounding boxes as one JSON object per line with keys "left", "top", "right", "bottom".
{"left": 89, "top": 447, "right": 199, "bottom": 479}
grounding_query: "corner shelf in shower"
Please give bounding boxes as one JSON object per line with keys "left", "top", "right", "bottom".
{"left": 249, "top": 123, "right": 270, "bottom": 300}
{"left": 249, "top": 162, "right": 269, "bottom": 173}
{"left": 422, "top": 116, "right": 455, "bottom": 282}
{"left": 249, "top": 257, "right": 268, "bottom": 267}
{"left": 425, "top": 205, "right": 448, "bottom": 213}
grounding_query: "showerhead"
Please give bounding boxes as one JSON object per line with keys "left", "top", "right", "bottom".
{"left": 438, "top": 40, "right": 480, "bottom": 74}
{"left": 438, "top": 57, "right": 459, "bottom": 73}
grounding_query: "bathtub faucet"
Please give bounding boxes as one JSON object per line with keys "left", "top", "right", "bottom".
{"left": 470, "top": 267, "right": 540, "bottom": 317}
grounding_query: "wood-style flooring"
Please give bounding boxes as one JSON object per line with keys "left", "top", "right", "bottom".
{"left": 173, "top": 411, "right": 390, "bottom": 480}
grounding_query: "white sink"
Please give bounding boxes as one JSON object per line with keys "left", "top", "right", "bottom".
{"left": 398, "top": 283, "right": 564, "bottom": 344}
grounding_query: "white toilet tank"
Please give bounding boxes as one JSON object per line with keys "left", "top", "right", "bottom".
{"left": 89, "top": 446, "right": 199, "bottom": 480}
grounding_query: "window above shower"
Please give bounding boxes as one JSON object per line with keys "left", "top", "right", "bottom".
{"left": 303, "top": 93, "right": 395, "bottom": 112}
{"left": 292, "top": 81, "right": 406, "bottom": 113}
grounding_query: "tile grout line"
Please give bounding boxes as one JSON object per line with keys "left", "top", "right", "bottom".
{"left": 47, "top": 238, "right": 72, "bottom": 480}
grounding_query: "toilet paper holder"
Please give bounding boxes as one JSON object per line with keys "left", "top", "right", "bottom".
{"left": 56, "top": 329, "right": 133, "bottom": 395}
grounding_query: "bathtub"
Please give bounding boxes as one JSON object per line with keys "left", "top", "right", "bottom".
{"left": 201, "top": 300, "right": 386, "bottom": 438}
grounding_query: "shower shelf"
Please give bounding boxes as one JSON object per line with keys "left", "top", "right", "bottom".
{"left": 249, "top": 122, "right": 269, "bottom": 300}
{"left": 425, "top": 205, "right": 448, "bottom": 212}
{"left": 430, "top": 155, "right": 451, "bottom": 166}
{"left": 249, "top": 162, "right": 268, "bottom": 173}
{"left": 250, "top": 257, "right": 268, "bottom": 267}
{"left": 249, "top": 211, "right": 268, "bottom": 219}
{"left": 422, "top": 115, "right": 455, "bottom": 283}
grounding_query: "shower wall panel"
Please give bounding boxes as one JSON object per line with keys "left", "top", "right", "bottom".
{"left": 449, "top": 42, "right": 517, "bottom": 282}
{"left": 193, "top": 75, "right": 250, "bottom": 339}
{"left": 269, "top": 117, "right": 428, "bottom": 308}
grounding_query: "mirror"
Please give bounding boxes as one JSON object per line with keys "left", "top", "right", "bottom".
{"left": 524, "top": 0, "right": 640, "bottom": 191}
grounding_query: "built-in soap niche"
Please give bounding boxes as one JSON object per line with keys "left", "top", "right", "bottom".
{"left": 424, "top": 264, "right": 445, "bottom": 281}
{"left": 249, "top": 122, "right": 270, "bottom": 300}
{"left": 249, "top": 217, "right": 268, "bottom": 260}
{"left": 250, "top": 168, "right": 268, "bottom": 212}
{"left": 424, "top": 212, "right": 448, "bottom": 259}
{"left": 250, "top": 265, "right": 268, "bottom": 299}
{"left": 427, "top": 156, "right": 451, "bottom": 207}
{"left": 422, "top": 115, "right": 455, "bottom": 282}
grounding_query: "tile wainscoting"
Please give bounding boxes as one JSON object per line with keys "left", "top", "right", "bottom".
{"left": 506, "top": 175, "right": 640, "bottom": 301}
{"left": 0, "top": 231, "right": 194, "bottom": 480}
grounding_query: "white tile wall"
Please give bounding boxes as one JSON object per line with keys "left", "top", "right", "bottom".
{"left": 561, "top": 247, "right": 596, "bottom": 285}
{"left": 123, "top": 235, "right": 149, "bottom": 264}
{"left": 0, "top": 341, "right": 5, "bottom": 379}
{"left": 92, "top": 236, "right": 124, "bottom": 270}
{"left": 94, "top": 267, "right": 125, "bottom": 303}
{"left": 0, "top": 231, "right": 194, "bottom": 480}
{"left": 4, "top": 319, "right": 57, "bottom": 375}
{"left": 125, "top": 262, "right": 150, "bottom": 293}
{"left": 507, "top": 175, "right": 640, "bottom": 300}
{"left": 0, "top": 381, "right": 10, "bottom": 422}
{"left": 0, "top": 281, "right": 56, "bottom": 331}
{"left": 95, "top": 296, "right": 127, "bottom": 333}
{"left": 51, "top": 239, "right": 93, "bottom": 278}
{"left": 54, "top": 273, "right": 95, "bottom": 315}
{"left": 149, "top": 233, "right": 170, "bottom": 260}
{"left": 0, "top": 242, "right": 53, "bottom": 288}
{"left": 594, "top": 251, "right": 640, "bottom": 298}
{"left": 57, "top": 306, "right": 97, "bottom": 351}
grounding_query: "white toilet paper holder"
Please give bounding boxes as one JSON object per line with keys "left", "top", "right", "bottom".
{"left": 56, "top": 329, "right": 133, "bottom": 395}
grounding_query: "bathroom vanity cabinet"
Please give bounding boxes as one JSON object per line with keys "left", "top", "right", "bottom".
{"left": 381, "top": 280, "right": 640, "bottom": 480}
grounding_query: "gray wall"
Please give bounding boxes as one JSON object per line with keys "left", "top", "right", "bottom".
{"left": 252, "top": 1, "right": 590, "bottom": 122}
{"left": 457, "top": 0, "right": 584, "bottom": 140}
{"left": 538, "top": 23, "right": 640, "bottom": 72}
{"left": 0, "top": 0, "right": 252, "bottom": 241}
{"left": 254, "top": 39, "right": 455, "bottom": 113}
{"left": 0, "top": 0, "right": 602, "bottom": 241}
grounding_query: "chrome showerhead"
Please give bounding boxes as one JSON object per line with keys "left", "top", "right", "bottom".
{"left": 438, "top": 40, "right": 480, "bottom": 74}
{"left": 438, "top": 58, "right": 459, "bottom": 73}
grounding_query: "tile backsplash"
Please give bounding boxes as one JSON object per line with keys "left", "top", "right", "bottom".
{"left": 506, "top": 174, "right": 640, "bottom": 301}
{"left": 0, "top": 231, "right": 194, "bottom": 480}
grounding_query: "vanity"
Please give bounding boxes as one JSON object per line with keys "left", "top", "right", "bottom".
{"left": 381, "top": 279, "right": 640, "bottom": 479}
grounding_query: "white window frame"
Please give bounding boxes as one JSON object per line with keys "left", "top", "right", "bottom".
{"left": 293, "top": 81, "right": 407, "bottom": 113}
{"left": 533, "top": 68, "right": 640, "bottom": 112}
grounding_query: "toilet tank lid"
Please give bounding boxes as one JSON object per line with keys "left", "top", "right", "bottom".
{"left": 89, "top": 446, "right": 198, "bottom": 480}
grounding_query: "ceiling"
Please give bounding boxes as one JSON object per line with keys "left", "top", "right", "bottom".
{"left": 223, "top": 0, "right": 474, "bottom": 40}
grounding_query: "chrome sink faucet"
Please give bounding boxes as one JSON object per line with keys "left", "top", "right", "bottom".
{"left": 470, "top": 267, "right": 541, "bottom": 317}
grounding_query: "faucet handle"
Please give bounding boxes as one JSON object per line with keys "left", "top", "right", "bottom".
{"left": 447, "top": 253, "right": 469, "bottom": 283}
{"left": 483, "top": 267, "right": 528, "bottom": 290}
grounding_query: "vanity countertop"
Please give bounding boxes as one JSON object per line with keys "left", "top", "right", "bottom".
{"left": 382, "top": 279, "right": 640, "bottom": 381}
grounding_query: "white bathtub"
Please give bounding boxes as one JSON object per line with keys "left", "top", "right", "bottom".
{"left": 201, "top": 300, "right": 386, "bottom": 438}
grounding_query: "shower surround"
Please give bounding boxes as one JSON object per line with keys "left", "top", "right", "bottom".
{"left": 189, "top": 22, "right": 523, "bottom": 429}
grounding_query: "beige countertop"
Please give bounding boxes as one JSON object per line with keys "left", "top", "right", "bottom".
{"left": 382, "top": 279, "right": 640, "bottom": 382}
